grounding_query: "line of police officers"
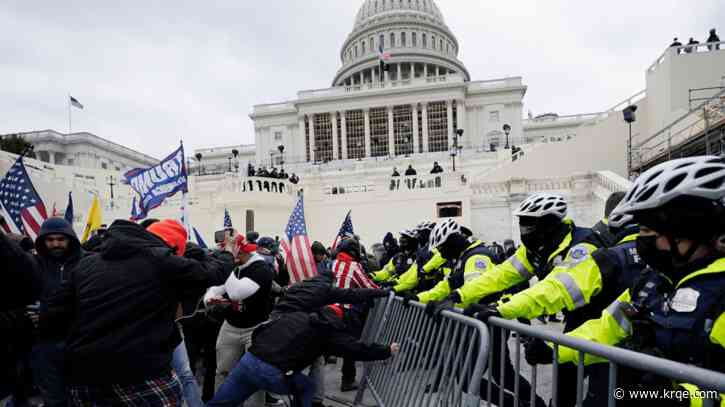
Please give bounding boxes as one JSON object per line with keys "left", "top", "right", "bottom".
{"left": 371, "top": 155, "right": 725, "bottom": 407}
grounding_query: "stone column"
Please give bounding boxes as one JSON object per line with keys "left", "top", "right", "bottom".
{"left": 423, "top": 64, "right": 428, "bottom": 78}
{"left": 397, "top": 64, "right": 402, "bottom": 81}
{"left": 457, "top": 100, "right": 469, "bottom": 148}
{"left": 412, "top": 104, "right": 420, "bottom": 153}
{"left": 410, "top": 63, "right": 415, "bottom": 79}
{"left": 436, "top": 66, "right": 440, "bottom": 77}
{"left": 364, "top": 109, "right": 371, "bottom": 158}
{"left": 388, "top": 106, "right": 395, "bottom": 156}
{"left": 446, "top": 100, "right": 454, "bottom": 150}
{"left": 422, "top": 103, "right": 430, "bottom": 153}
{"left": 309, "top": 114, "right": 316, "bottom": 163}
{"left": 341, "top": 112, "right": 348, "bottom": 159}
{"left": 359, "top": 71, "right": 364, "bottom": 85}
{"left": 299, "top": 117, "right": 307, "bottom": 162}
{"left": 331, "top": 112, "right": 339, "bottom": 160}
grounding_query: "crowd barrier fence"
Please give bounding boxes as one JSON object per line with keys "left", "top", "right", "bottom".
{"left": 354, "top": 295, "right": 725, "bottom": 407}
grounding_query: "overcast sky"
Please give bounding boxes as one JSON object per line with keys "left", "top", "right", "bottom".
{"left": 2, "top": 1, "right": 723, "bottom": 158}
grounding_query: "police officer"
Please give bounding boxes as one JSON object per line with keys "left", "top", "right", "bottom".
{"left": 529, "top": 156, "right": 725, "bottom": 407}
{"left": 372, "top": 229, "right": 418, "bottom": 286}
{"left": 392, "top": 221, "right": 449, "bottom": 295}
{"left": 428, "top": 193, "right": 601, "bottom": 407}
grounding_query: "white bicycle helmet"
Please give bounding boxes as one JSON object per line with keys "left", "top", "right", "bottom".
{"left": 429, "top": 219, "right": 462, "bottom": 249}
{"left": 607, "top": 212, "right": 634, "bottom": 229}
{"left": 416, "top": 221, "right": 436, "bottom": 232}
{"left": 611, "top": 156, "right": 725, "bottom": 217}
{"left": 514, "top": 193, "right": 568, "bottom": 219}
{"left": 400, "top": 228, "right": 418, "bottom": 240}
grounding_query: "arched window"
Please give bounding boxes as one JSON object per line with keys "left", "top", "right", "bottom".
{"left": 412, "top": 32, "right": 417, "bottom": 47}
{"left": 422, "top": 33, "right": 427, "bottom": 48}
{"left": 370, "top": 37, "right": 374, "bottom": 52}
{"left": 362, "top": 41, "right": 366, "bottom": 53}
{"left": 354, "top": 45, "right": 358, "bottom": 57}
{"left": 440, "top": 39, "right": 443, "bottom": 51}
{"left": 390, "top": 33, "right": 395, "bottom": 47}
{"left": 401, "top": 32, "right": 406, "bottom": 47}
{"left": 446, "top": 42, "right": 450, "bottom": 53}
{"left": 379, "top": 34, "right": 385, "bottom": 49}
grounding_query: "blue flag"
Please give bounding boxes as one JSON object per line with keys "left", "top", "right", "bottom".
{"left": 224, "top": 208, "right": 232, "bottom": 229}
{"left": 193, "top": 227, "right": 208, "bottom": 249}
{"left": 64, "top": 192, "right": 74, "bottom": 224}
{"left": 124, "top": 144, "right": 187, "bottom": 221}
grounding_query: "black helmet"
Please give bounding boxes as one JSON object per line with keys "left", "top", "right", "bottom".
{"left": 257, "top": 237, "right": 276, "bottom": 254}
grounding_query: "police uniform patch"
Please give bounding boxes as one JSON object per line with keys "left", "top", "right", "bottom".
{"left": 670, "top": 288, "right": 699, "bottom": 313}
{"left": 475, "top": 259, "right": 487, "bottom": 270}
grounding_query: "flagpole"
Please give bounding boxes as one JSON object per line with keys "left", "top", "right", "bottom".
{"left": 67, "top": 93, "right": 72, "bottom": 134}
{"left": 179, "top": 140, "right": 192, "bottom": 240}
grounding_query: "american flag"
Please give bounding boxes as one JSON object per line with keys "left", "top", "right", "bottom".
{"left": 279, "top": 196, "right": 317, "bottom": 284}
{"left": 331, "top": 210, "right": 354, "bottom": 250}
{"left": 0, "top": 157, "right": 48, "bottom": 239}
{"left": 378, "top": 43, "right": 391, "bottom": 61}
{"left": 332, "top": 255, "right": 378, "bottom": 309}
{"left": 223, "top": 208, "right": 233, "bottom": 229}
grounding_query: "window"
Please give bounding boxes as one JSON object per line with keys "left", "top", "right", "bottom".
{"left": 427, "top": 101, "right": 449, "bottom": 152}
{"left": 412, "top": 32, "right": 417, "bottom": 47}
{"left": 393, "top": 105, "right": 414, "bottom": 155}
{"left": 313, "top": 113, "right": 334, "bottom": 162}
{"left": 489, "top": 111, "right": 500, "bottom": 122}
{"left": 346, "top": 110, "right": 365, "bottom": 159}
{"left": 446, "top": 42, "right": 450, "bottom": 53}
{"left": 305, "top": 115, "right": 310, "bottom": 161}
{"left": 401, "top": 32, "right": 406, "bottom": 47}
{"left": 370, "top": 37, "right": 374, "bottom": 52}
{"left": 422, "top": 34, "right": 427, "bottom": 48}
{"left": 369, "top": 107, "right": 389, "bottom": 157}
{"left": 101, "top": 162, "right": 108, "bottom": 170}
{"left": 432, "top": 35, "right": 436, "bottom": 49}
{"left": 354, "top": 45, "right": 358, "bottom": 58}
{"left": 440, "top": 39, "right": 443, "bottom": 51}
{"left": 115, "top": 166, "right": 121, "bottom": 171}
{"left": 390, "top": 33, "right": 395, "bottom": 47}
{"left": 437, "top": 201, "right": 463, "bottom": 218}
{"left": 274, "top": 131, "right": 282, "bottom": 141}
{"left": 379, "top": 34, "right": 385, "bottom": 49}
{"left": 362, "top": 41, "right": 366, "bottom": 54}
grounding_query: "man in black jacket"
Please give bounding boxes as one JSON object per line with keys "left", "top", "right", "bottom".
{"left": 1, "top": 232, "right": 42, "bottom": 404}
{"left": 207, "top": 303, "right": 398, "bottom": 407}
{"left": 40, "top": 219, "right": 232, "bottom": 407}
{"left": 30, "top": 217, "right": 84, "bottom": 407}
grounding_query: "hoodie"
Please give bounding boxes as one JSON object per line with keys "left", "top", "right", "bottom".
{"left": 39, "top": 220, "right": 232, "bottom": 385}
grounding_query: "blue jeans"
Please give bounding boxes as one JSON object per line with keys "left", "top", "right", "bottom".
{"left": 31, "top": 342, "right": 66, "bottom": 407}
{"left": 206, "top": 353, "right": 314, "bottom": 407}
{"left": 171, "top": 341, "right": 203, "bottom": 407}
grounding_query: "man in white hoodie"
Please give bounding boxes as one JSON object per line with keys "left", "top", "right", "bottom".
{"left": 204, "top": 234, "right": 275, "bottom": 406}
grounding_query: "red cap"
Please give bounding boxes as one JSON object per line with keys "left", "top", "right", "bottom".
{"left": 234, "top": 234, "right": 257, "bottom": 254}
{"left": 327, "top": 304, "right": 344, "bottom": 319}
{"left": 148, "top": 220, "right": 187, "bottom": 256}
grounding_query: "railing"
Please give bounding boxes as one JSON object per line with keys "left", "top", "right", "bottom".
{"left": 649, "top": 41, "right": 725, "bottom": 73}
{"left": 388, "top": 175, "right": 445, "bottom": 191}
{"left": 240, "top": 176, "right": 297, "bottom": 195}
{"left": 634, "top": 87, "right": 725, "bottom": 167}
{"left": 301, "top": 74, "right": 467, "bottom": 97}
{"left": 594, "top": 170, "right": 633, "bottom": 193}
{"left": 523, "top": 112, "right": 607, "bottom": 127}
{"left": 354, "top": 294, "right": 490, "bottom": 407}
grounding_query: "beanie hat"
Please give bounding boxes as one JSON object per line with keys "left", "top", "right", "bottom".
{"left": 311, "top": 241, "right": 328, "bottom": 256}
{"left": 234, "top": 234, "right": 257, "bottom": 254}
{"left": 148, "top": 220, "right": 187, "bottom": 256}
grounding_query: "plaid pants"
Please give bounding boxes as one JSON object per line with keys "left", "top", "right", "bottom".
{"left": 68, "top": 373, "right": 182, "bottom": 407}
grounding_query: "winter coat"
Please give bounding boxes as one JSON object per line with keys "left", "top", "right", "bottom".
{"left": 39, "top": 220, "right": 232, "bottom": 385}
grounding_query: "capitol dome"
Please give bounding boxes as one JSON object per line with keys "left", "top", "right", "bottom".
{"left": 332, "top": 0, "right": 470, "bottom": 87}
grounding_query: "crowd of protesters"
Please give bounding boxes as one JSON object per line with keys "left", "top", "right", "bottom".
{"left": 247, "top": 164, "right": 299, "bottom": 184}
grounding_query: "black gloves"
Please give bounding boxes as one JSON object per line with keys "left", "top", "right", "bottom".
{"left": 184, "top": 244, "right": 207, "bottom": 261}
{"left": 463, "top": 303, "right": 501, "bottom": 322}
{"left": 524, "top": 338, "right": 554, "bottom": 365}
{"left": 402, "top": 292, "right": 418, "bottom": 307}
{"left": 425, "top": 292, "right": 461, "bottom": 319}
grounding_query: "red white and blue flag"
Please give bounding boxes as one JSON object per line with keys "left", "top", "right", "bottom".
{"left": 378, "top": 43, "right": 391, "bottom": 61}
{"left": 0, "top": 156, "right": 48, "bottom": 239}
{"left": 223, "top": 208, "right": 233, "bottom": 229}
{"left": 279, "top": 196, "right": 317, "bottom": 284}
{"left": 331, "top": 210, "right": 354, "bottom": 250}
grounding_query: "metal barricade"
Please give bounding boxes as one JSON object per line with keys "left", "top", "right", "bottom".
{"left": 484, "top": 317, "right": 725, "bottom": 407}
{"left": 354, "top": 294, "right": 490, "bottom": 407}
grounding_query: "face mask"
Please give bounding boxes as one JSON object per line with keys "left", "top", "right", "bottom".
{"left": 636, "top": 235, "right": 674, "bottom": 274}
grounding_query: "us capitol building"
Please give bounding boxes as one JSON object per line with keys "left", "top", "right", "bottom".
{"left": 3, "top": 0, "right": 724, "bottom": 245}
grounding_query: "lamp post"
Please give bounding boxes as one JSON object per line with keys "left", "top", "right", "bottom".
{"left": 451, "top": 128, "right": 464, "bottom": 172}
{"left": 623, "top": 105, "right": 638, "bottom": 178}
{"left": 107, "top": 175, "right": 116, "bottom": 210}
{"left": 503, "top": 124, "right": 511, "bottom": 150}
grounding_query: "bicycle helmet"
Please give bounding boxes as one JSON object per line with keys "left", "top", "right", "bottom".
{"left": 514, "top": 193, "right": 568, "bottom": 219}
{"left": 429, "top": 219, "right": 462, "bottom": 249}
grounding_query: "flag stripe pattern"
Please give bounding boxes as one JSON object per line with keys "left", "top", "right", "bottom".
{"left": 64, "top": 192, "right": 74, "bottom": 224}
{"left": 332, "top": 258, "right": 378, "bottom": 309}
{"left": 331, "top": 210, "right": 354, "bottom": 250}
{"left": 281, "top": 196, "right": 316, "bottom": 284}
{"left": 223, "top": 209, "right": 232, "bottom": 229}
{"left": 0, "top": 157, "right": 48, "bottom": 240}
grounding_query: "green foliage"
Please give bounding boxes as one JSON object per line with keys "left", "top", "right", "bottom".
{"left": 0, "top": 134, "right": 36, "bottom": 158}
